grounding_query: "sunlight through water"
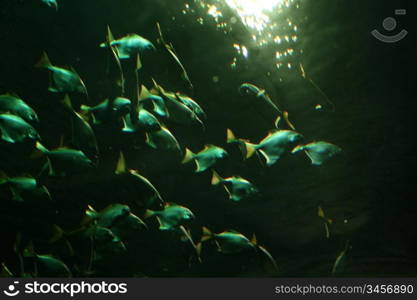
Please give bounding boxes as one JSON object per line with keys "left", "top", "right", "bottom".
{"left": 224, "top": 0, "right": 286, "bottom": 32}
{"left": 181, "top": 0, "right": 301, "bottom": 70}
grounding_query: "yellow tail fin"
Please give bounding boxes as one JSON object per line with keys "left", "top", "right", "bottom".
{"left": 201, "top": 226, "right": 213, "bottom": 242}
{"left": 244, "top": 141, "right": 257, "bottom": 159}
{"left": 182, "top": 148, "right": 195, "bottom": 164}
{"left": 211, "top": 170, "right": 223, "bottom": 185}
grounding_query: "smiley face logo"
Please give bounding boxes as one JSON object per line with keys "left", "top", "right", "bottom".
{"left": 371, "top": 9, "right": 408, "bottom": 43}
{"left": 3, "top": 281, "right": 20, "bottom": 297}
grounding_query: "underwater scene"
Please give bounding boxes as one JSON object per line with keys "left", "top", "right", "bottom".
{"left": 0, "top": 0, "right": 415, "bottom": 277}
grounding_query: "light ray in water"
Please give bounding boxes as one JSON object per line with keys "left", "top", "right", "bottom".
{"left": 183, "top": 0, "right": 300, "bottom": 68}
{"left": 224, "top": 0, "right": 286, "bottom": 32}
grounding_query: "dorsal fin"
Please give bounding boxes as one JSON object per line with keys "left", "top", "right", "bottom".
{"left": 106, "top": 25, "right": 115, "bottom": 43}
{"left": 318, "top": 206, "right": 325, "bottom": 218}
{"left": 250, "top": 234, "right": 257, "bottom": 245}
{"left": 136, "top": 54, "right": 142, "bottom": 71}
{"left": 139, "top": 85, "right": 151, "bottom": 100}
{"left": 58, "top": 135, "right": 66, "bottom": 148}
{"left": 203, "top": 144, "right": 213, "bottom": 151}
{"left": 115, "top": 152, "right": 127, "bottom": 174}
{"left": 62, "top": 94, "right": 73, "bottom": 110}
{"left": 226, "top": 128, "right": 236, "bottom": 143}
{"left": 151, "top": 78, "right": 165, "bottom": 94}
{"left": 5, "top": 92, "right": 20, "bottom": 98}
{"left": 35, "top": 51, "right": 52, "bottom": 69}
{"left": 266, "top": 129, "right": 279, "bottom": 137}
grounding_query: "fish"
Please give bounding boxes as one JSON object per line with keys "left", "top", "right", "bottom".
{"left": 331, "top": 241, "right": 351, "bottom": 276}
{"left": 292, "top": 141, "right": 342, "bottom": 165}
{"left": 318, "top": 206, "right": 333, "bottom": 239}
{"left": 35, "top": 52, "right": 87, "bottom": 94}
{"left": 152, "top": 81, "right": 204, "bottom": 129}
{"left": 182, "top": 145, "right": 228, "bottom": 173}
{"left": 80, "top": 97, "right": 131, "bottom": 124}
{"left": 84, "top": 204, "right": 148, "bottom": 241}
{"left": 23, "top": 244, "right": 71, "bottom": 277}
{"left": 255, "top": 243, "right": 280, "bottom": 275}
{"left": 175, "top": 94, "right": 207, "bottom": 121}
{"left": 83, "top": 225, "right": 127, "bottom": 263}
{"left": 115, "top": 152, "right": 164, "bottom": 210}
{"left": 41, "top": 0, "right": 58, "bottom": 10}
{"left": 34, "top": 255, "right": 71, "bottom": 277}
{"left": 103, "top": 26, "right": 126, "bottom": 95}
{"left": 145, "top": 126, "right": 182, "bottom": 157}
{"left": 110, "top": 213, "right": 148, "bottom": 241}
{"left": 84, "top": 204, "right": 132, "bottom": 228}
{"left": 0, "top": 173, "right": 50, "bottom": 202}
{"left": 299, "top": 63, "right": 336, "bottom": 112}
{"left": 201, "top": 227, "right": 255, "bottom": 254}
{"left": 145, "top": 202, "right": 195, "bottom": 230}
{"left": 62, "top": 95, "right": 98, "bottom": 160}
{"left": 237, "top": 129, "right": 303, "bottom": 166}
{"left": 239, "top": 83, "right": 281, "bottom": 113}
{"left": 99, "top": 33, "right": 155, "bottom": 59}
{"left": 0, "top": 113, "right": 40, "bottom": 143}
{"left": 156, "top": 22, "right": 193, "bottom": 90}
{"left": 122, "top": 107, "right": 161, "bottom": 133}
{"left": 139, "top": 85, "right": 169, "bottom": 118}
{"left": 34, "top": 141, "right": 95, "bottom": 176}
{"left": 0, "top": 93, "right": 39, "bottom": 122}
{"left": 211, "top": 170, "right": 258, "bottom": 202}
{"left": 226, "top": 128, "right": 252, "bottom": 160}
{"left": 0, "top": 263, "right": 13, "bottom": 277}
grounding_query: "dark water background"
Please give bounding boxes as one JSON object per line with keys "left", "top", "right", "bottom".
{"left": 0, "top": 0, "right": 416, "bottom": 276}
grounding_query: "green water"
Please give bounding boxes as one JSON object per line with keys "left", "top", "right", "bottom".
{"left": 0, "top": 0, "right": 415, "bottom": 277}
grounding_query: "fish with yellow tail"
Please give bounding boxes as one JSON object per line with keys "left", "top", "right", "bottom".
{"left": 292, "top": 141, "right": 341, "bottom": 166}
{"left": 182, "top": 145, "right": 228, "bottom": 173}
{"left": 35, "top": 52, "right": 87, "bottom": 95}
{"left": 227, "top": 128, "right": 303, "bottom": 166}
{"left": 211, "top": 170, "right": 258, "bottom": 202}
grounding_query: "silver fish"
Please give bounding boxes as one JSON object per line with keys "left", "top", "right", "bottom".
{"left": 182, "top": 145, "right": 228, "bottom": 173}
{"left": 80, "top": 97, "right": 131, "bottom": 124}
{"left": 145, "top": 202, "right": 194, "bottom": 230}
{"left": 41, "top": 0, "right": 58, "bottom": 10}
{"left": 100, "top": 33, "right": 155, "bottom": 59}
{"left": 211, "top": 171, "right": 258, "bottom": 202}
{"left": 0, "top": 94, "right": 38, "bottom": 122}
{"left": 239, "top": 83, "right": 281, "bottom": 113}
{"left": 292, "top": 141, "right": 341, "bottom": 165}
{"left": 242, "top": 129, "right": 303, "bottom": 166}
{"left": 201, "top": 227, "right": 255, "bottom": 254}
{"left": 36, "top": 52, "right": 87, "bottom": 94}
{"left": 145, "top": 126, "right": 182, "bottom": 156}
{"left": 0, "top": 113, "right": 39, "bottom": 143}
